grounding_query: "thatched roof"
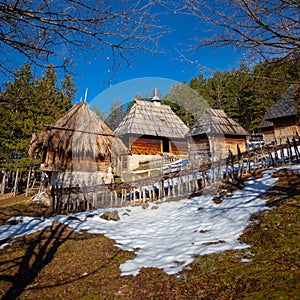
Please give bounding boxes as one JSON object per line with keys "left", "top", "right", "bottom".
{"left": 29, "top": 101, "right": 127, "bottom": 162}
{"left": 114, "top": 99, "right": 189, "bottom": 138}
{"left": 187, "top": 108, "right": 249, "bottom": 137}
{"left": 265, "top": 84, "right": 299, "bottom": 121}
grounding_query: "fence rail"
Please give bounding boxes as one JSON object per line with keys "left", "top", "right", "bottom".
{"left": 50, "top": 136, "right": 300, "bottom": 213}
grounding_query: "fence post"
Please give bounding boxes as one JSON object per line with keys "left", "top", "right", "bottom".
{"left": 286, "top": 138, "right": 292, "bottom": 162}
{"left": 161, "top": 179, "right": 165, "bottom": 199}
{"left": 292, "top": 137, "right": 300, "bottom": 160}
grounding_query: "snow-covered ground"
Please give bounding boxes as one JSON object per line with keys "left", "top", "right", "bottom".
{"left": 0, "top": 166, "right": 299, "bottom": 276}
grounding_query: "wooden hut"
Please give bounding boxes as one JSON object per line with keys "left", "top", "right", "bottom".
{"left": 114, "top": 91, "right": 189, "bottom": 170}
{"left": 259, "top": 118, "right": 275, "bottom": 145}
{"left": 264, "top": 84, "right": 299, "bottom": 144}
{"left": 187, "top": 108, "right": 249, "bottom": 165}
{"left": 29, "top": 101, "right": 128, "bottom": 187}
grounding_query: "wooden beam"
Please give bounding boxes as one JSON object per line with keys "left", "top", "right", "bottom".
{"left": 45, "top": 125, "right": 115, "bottom": 137}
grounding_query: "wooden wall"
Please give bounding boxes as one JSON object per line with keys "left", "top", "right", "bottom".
{"left": 170, "top": 140, "right": 188, "bottom": 155}
{"left": 42, "top": 150, "right": 112, "bottom": 173}
{"left": 189, "top": 136, "right": 210, "bottom": 157}
{"left": 262, "top": 127, "right": 276, "bottom": 145}
{"left": 129, "top": 135, "right": 188, "bottom": 156}
{"left": 189, "top": 134, "right": 247, "bottom": 166}
{"left": 273, "top": 117, "right": 299, "bottom": 143}
{"left": 41, "top": 139, "right": 116, "bottom": 179}
{"left": 224, "top": 136, "right": 247, "bottom": 154}
{"left": 130, "top": 136, "right": 161, "bottom": 154}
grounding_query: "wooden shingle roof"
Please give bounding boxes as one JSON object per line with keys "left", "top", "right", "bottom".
{"left": 114, "top": 99, "right": 189, "bottom": 138}
{"left": 265, "top": 84, "right": 299, "bottom": 121}
{"left": 187, "top": 108, "right": 249, "bottom": 137}
{"left": 259, "top": 118, "right": 274, "bottom": 129}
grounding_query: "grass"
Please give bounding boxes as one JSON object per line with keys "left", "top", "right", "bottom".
{"left": 0, "top": 167, "right": 299, "bottom": 299}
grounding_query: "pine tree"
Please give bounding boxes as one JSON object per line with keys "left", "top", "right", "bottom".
{"left": 105, "top": 100, "right": 126, "bottom": 131}
{"left": 0, "top": 63, "right": 76, "bottom": 171}
{"left": 188, "top": 56, "right": 300, "bottom": 133}
{"left": 163, "top": 82, "right": 209, "bottom": 126}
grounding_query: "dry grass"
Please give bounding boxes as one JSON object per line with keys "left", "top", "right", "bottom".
{"left": 0, "top": 167, "right": 299, "bottom": 299}
{"left": 0, "top": 194, "right": 31, "bottom": 207}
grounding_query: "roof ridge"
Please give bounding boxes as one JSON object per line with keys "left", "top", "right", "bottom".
{"left": 114, "top": 98, "right": 189, "bottom": 138}
{"left": 265, "top": 84, "right": 299, "bottom": 121}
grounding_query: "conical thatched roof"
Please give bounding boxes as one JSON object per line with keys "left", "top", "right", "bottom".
{"left": 29, "top": 102, "right": 127, "bottom": 168}
{"left": 114, "top": 99, "right": 189, "bottom": 138}
{"left": 265, "top": 84, "right": 299, "bottom": 121}
{"left": 187, "top": 108, "right": 249, "bottom": 137}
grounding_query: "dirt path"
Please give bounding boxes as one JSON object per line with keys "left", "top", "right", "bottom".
{"left": 0, "top": 194, "right": 31, "bottom": 207}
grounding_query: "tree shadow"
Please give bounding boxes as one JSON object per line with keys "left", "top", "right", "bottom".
{"left": 264, "top": 169, "right": 300, "bottom": 207}
{"left": 1, "top": 222, "right": 76, "bottom": 299}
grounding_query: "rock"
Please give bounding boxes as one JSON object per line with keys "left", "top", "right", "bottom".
{"left": 151, "top": 205, "right": 159, "bottom": 210}
{"left": 100, "top": 211, "right": 120, "bottom": 221}
{"left": 6, "top": 219, "right": 22, "bottom": 225}
{"left": 67, "top": 216, "right": 82, "bottom": 222}
{"left": 204, "top": 240, "right": 225, "bottom": 245}
{"left": 212, "top": 197, "right": 222, "bottom": 204}
{"left": 141, "top": 203, "right": 149, "bottom": 209}
{"left": 219, "top": 190, "right": 227, "bottom": 197}
{"left": 87, "top": 214, "right": 97, "bottom": 218}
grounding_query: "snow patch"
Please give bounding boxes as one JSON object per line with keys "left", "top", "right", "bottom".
{"left": 1, "top": 167, "right": 297, "bottom": 276}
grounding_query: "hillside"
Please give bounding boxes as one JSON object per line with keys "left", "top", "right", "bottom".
{"left": 0, "top": 166, "right": 299, "bottom": 299}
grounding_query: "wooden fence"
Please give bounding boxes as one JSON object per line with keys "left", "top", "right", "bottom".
{"left": 50, "top": 136, "right": 300, "bottom": 213}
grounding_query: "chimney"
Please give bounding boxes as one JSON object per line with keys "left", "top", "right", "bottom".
{"left": 151, "top": 87, "right": 161, "bottom": 106}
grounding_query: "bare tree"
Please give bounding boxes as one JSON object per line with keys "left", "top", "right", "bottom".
{"left": 0, "top": 0, "right": 164, "bottom": 75}
{"left": 178, "top": 0, "right": 300, "bottom": 61}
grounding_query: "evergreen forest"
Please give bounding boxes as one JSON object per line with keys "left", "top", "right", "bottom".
{"left": 0, "top": 64, "right": 76, "bottom": 192}
{"left": 187, "top": 56, "right": 300, "bottom": 132}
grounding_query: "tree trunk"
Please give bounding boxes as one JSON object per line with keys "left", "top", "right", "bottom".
{"left": 25, "top": 166, "right": 32, "bottom": 197}
{"left": 1, "top": 171, "right": 6, "bottom": 194}
{"left": 12, "top": 168, "right": 19, "bottom": 197}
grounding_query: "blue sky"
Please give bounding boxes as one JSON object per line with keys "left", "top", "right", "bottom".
{"left": 0, "top": 4, "right": 243, "bottom": 113}
{"left": 73, "top": 10, "right": 242, "bottom": 113}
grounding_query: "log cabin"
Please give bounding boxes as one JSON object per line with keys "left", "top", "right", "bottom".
{"left": 259, "top": 118, "right": 276, "bottom": 145}
{"left": 29, "top": 101, "right": 128, "bottom": 187}
{"left": 114, "top": 90, "right": 189, "bottom": 170}
{"left": 264, "top": 84, "right": 299, "bottom": 144}
{"left": 187, "top": 108, "right": 249, "bottom": 166}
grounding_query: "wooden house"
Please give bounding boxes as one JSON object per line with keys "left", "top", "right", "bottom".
{"left": 29, "top": 101, "right": 128, "bottom": 187}
{"left": 187, "top": 108, "right": 249, "bottom": 165}
{"left": 259, "top": 118, "right": 275, "bottom": 145}
{"left": 114, "top": 91, "right": 189, "bottom": 170}
{"left": 264, "top": 84, "right": 299, "bottom": 144}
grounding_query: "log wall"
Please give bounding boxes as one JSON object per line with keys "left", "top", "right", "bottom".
{"left": 274, "top": 123, "right": 299, "bottom": 144}
{"left": 189, "top": 135, "right": 247, "bottom": 162}
{"left": 130, "top": 136, "right": 161, "bottom": 155}
{"left": 170, "top": 140, "right": 188, "bottom": 155}
{"left": 224, "top": 136, "right": 247, "bottom": 155}
{"left": 129, "top": 135, "right": 188, "bottom": 156}
{"left": 262, "top": 127, "right": 276, "bottom": 145}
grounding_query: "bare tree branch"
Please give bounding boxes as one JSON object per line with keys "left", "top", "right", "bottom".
{"left": 0, "top": 0, "right": 166, "bottom": 76}
{"left": 179, "top": 0, "right": 300, "bottom": 62}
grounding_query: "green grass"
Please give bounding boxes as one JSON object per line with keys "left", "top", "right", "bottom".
{"left": 0, "top": 167, "right": 299, "bottom": 299}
